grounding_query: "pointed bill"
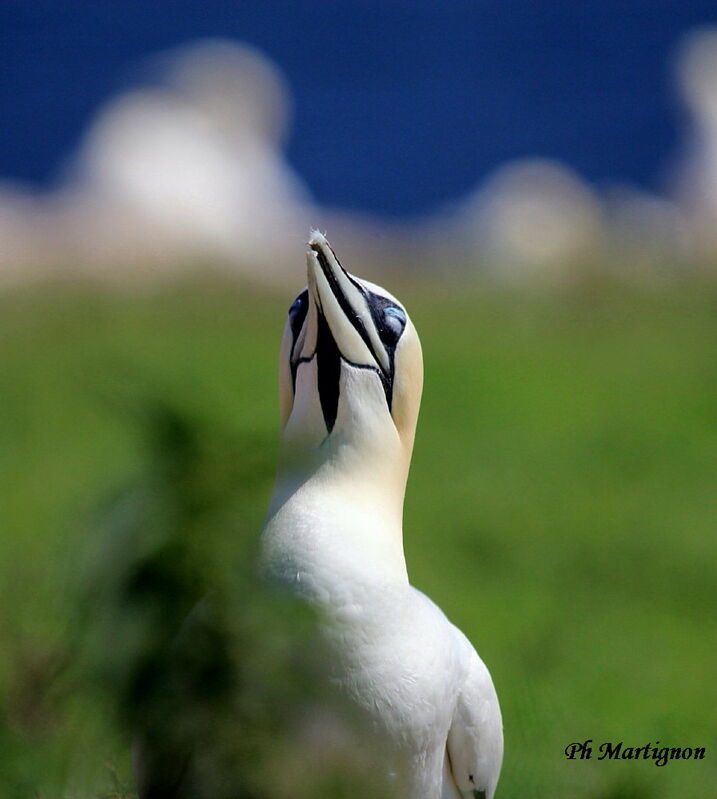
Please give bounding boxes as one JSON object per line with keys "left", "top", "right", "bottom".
{"left": 306, "top": 231, "right": 391, "bottom": 375}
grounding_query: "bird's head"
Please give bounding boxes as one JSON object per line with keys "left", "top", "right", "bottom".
{"left": 276, "top": 231, "right": 423, "bottom": 495}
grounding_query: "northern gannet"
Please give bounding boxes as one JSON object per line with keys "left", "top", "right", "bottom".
{"left": 261, "top": 231, "right": 503, "bottom": 798}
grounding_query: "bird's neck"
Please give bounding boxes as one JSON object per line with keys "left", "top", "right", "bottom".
{"left": 262, "top": 438, "right": 410, "bottom": 592}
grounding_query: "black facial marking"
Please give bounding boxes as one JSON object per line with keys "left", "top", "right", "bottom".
{"left": 288, "top": 289, "right": 310, "bottom": 392}
{"left": 367, "top": 293, "right": 406, "bottom": 351}
{"left": 288, "top": 289, "right": 309, "bottom": 341}
{"left": 316, "top": 311, "right": 341, "bottom": 433}
{"left": 364, "top": 292, "right": 407, "bottom": 409}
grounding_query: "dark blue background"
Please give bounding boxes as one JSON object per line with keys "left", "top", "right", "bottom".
{"left": 2, "top": 1, "right": 717, "bottom": 217}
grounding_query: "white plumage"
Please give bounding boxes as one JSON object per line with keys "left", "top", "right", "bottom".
{"left": 261, "top": 231, "right": 503, "bottom": 798}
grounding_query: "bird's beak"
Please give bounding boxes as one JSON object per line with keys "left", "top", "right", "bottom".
{"left": 306, "top": 231, "right": 390, "bottom": 375}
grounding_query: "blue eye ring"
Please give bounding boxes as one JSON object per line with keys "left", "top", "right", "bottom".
{"left": 379, "top": 305, "right": 407, "bottom": 348}
{"left": 289, "top": 294, "right": 305, "bottom": 315}
{"left": 384, "top": 306, "right": 406, "bottom": 324}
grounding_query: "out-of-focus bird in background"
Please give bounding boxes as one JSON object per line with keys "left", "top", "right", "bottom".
{"left": 261, "top": 232, "right": 503, "bottom": 798}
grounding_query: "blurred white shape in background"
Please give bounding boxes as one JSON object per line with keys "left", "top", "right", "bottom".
{"left": 605, "top": 186, "right": 688, "bottom": 271}
{"left": 455, "top": 159, "right": 605, "bottom": 275}
{"left": 673, "top": 27, "right": 717, "bottom": 259}
{"left": 4, "top": 30, "right": 717, "bottom": 283}
{"left": 0, "top": 40, "right": 314, "bottom": 279}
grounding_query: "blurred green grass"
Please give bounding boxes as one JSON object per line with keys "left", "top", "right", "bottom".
{"left": 1, "top": 275, "right": 715, "bottom": 798}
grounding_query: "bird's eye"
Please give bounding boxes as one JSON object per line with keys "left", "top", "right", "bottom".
{"left": 288, "top": 290, "right": 309, "bottom": 339}
{"left": 381, "top": 306, "right": 406, "bottom": 347}
{"left": 289, "top": 293, "right": 306, "bottom": 316}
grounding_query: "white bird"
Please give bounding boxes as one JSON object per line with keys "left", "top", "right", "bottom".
{"left": 261, "top": 231, "right": 503, "bottom": 799}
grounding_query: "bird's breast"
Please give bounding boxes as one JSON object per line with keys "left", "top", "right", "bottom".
{"left": 319, "top": 585, "right": 467, "bottom": 751}
{"left": 260, "top": 487, "right": 468, "bottom": 766}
